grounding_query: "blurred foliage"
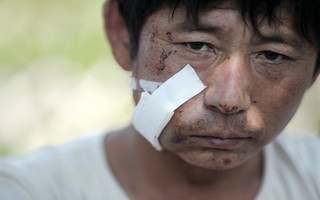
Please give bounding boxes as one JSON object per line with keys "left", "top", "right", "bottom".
{"left": 0, "top": 145, "right": 10, "bottom": 156}
{"left": 0, "top": 0, "right": 110, "bottom": 70}
{"left": 0, "top": 0, "right": 135, "bottom": 156}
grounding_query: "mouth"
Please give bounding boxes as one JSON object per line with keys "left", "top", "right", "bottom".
{"left": 188, "top": 135, "right": 253, "bottom": 150}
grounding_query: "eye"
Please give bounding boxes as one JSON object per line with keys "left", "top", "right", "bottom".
{"left": 258, "top": 51, "right": 287, "bottom": 62}
{"left": 186, "top": 42, "right": 211, "bottom": 51}
{"left": 177, "top": 41, "right": 219, "bottom": 62}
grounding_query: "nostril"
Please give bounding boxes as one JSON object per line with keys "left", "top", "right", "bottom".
{"left": 219, "top": 104, "right": 239, "bottom": 113}
{"left": 204, "top": 103, "right": 220, "bottom": 113}
{"left": 231, "top": 106, "right": 239, "bottom": 112}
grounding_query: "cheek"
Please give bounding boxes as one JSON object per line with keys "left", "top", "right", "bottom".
{"left": 134, "top": 31, "right": 182, "bottom": 81}
{"left": 159, "top": 94, "right": 229, "bottom": 152}
{"left": 255, "top": 78, "right": 308, "bottom": 135}
{"left": 160, "top": 95, "right": 204, "bottom": 139}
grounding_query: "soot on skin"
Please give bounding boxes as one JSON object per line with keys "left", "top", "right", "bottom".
{"left": 166, "top": 31, "right": 173, "bottom": 41}
{"left": 149, "top": 29, "right": 177, "bottom": 73}
{"left": 171, "top": 135, "right": 188, "bottom": 143}
{"left": 149, "top": 26, "right": 158, "bottom": 51}
{"left": 156, "top": 50, "right": 173, "bottom": 71}
{"left": 223, "top": 158, "right": 231, "bottom": 165}
{"left": 150, "top": 24, "right": 158, "bottom": 43}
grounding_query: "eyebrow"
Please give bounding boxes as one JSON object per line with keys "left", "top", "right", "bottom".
{"left": 175, "top": 21, "right": 226, "bottom": 35}
{"left": 254, "top": 32, "right": 303, "bottom": 49}
{"left": 174, "top": 21, "right": 304, "bottom": 49}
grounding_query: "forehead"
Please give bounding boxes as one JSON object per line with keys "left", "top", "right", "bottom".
{"left": 145, "top": 4, "right": 299, "bottom": 40}
{"left": 198, "top": 5, "right": 298, "bottom": 40}
{"left": 170, "top": 0, "right": 295, "bottom": 26}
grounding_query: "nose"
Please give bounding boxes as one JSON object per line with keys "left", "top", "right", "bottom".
{"left": 204, "top": 55, "right": 251, "bottom": 114}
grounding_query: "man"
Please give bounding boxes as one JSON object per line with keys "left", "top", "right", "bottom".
{"left": 0, "top": 0, "right": 319, "bottom": 199}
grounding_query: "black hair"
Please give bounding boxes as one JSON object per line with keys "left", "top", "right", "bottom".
{"left": 116, "top": 0, "right": 320, "bottom": 73}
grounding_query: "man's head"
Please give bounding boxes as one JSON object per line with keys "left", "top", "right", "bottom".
{"left": 104, "top": 0, "right": 319, "bottom": 170}
{"left": 109, "top": 0, "right": 320, "bottom": 74}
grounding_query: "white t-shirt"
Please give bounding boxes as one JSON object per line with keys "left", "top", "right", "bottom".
{"left": 0, "top": 134, "right": 128, "bottom": 200}
{"left": 0, "top": 132, "right": 319, "bottom": 200}
{"left": 256, "top": 133, "right": 320, "bottom": 200}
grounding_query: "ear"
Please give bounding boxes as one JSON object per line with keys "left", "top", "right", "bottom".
{"left": 103, "top": 0, "right": 131, "bottom": 71}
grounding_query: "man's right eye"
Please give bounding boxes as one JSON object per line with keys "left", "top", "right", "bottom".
{"left": 186, "top": 42, "right": 211, "bottom": 51}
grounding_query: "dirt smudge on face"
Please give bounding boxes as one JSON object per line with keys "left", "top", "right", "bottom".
{"left": 160, "top": 50, "right": 170, "bottom": 60}
{"left": 223, "top": 158, "right": 231, "bottom": 165}
{"left": 149, "top": 26, "right": 158, "bottom": 51}
{"left": 156, "top": 50, "right": 172, "bottom": 72}
{"left": 172, "top": 125, "right": 188, "bottom": 144}
{"left": 171, "top": 135, "right": 188, "bottom": 144}
{"left": 177, "top": 109, "right": 183, "bottom": 117}
{"left": 166, "top": 31, "right": 173, "bottom": 41}
{"left": 150, "top": 26, "right": 158, "bottom": 43}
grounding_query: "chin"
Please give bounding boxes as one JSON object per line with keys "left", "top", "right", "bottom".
{"left": 160, "top": 133, "right": 261, "bottom": 170}
{"left": 169, "top": 146, "right": 252, "bottom": 170}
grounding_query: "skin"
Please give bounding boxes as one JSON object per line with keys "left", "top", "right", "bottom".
{"left": 104, "top": 0, "right": 319, "bottom": 199}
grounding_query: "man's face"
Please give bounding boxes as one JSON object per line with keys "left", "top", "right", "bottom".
{"left": 132, "top": 4, "right": 318, "bottom": 170}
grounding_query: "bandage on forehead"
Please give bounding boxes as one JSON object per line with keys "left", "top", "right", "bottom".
{"left": 131, "top": 64, "right": 206, "bottom": 151}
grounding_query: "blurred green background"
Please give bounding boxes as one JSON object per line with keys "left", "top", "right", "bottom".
{"left": 0, "top": 0, "right": 319, "bottom": 156}
{"left": 0, "top": 0, "right": 134, "bottom": 155}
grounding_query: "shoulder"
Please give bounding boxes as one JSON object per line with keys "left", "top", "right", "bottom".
{"left": 0, "top": 133, "right": 109, "bottom": 200}
{"left": 0, "top": 160, "right": 43, "bottom": 200}
{"left": 256, "top": 133, "right": 320, "bottom": 200}
{"left": 273, "top": 132, "right": 320, "bottom": 170}
{"left": 258, "top": 132, "right": 320, "bottom": 200}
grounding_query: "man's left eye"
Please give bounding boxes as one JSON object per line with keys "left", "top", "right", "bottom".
{"left": 186, "top": 42, "right": 211, "bottom": 51}
{"left": 258, "top": 51, "right": 287, "bottom": 61}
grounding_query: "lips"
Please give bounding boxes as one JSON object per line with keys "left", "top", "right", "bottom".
{"left": 171, "top": 118, "right": 261, "bottom": 149}
{"left": 188, "top": 135, "right": 253, "bottom": 149}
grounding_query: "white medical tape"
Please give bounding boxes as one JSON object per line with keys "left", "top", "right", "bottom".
{"left": 129, "top": 77, "right": 163, "bottom": 93}
{"left": 132, "top": 64, "right": 206, "bottom": 151}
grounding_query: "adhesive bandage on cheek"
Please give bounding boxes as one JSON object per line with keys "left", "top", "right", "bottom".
{"left": 130, "top": 64, "right": 206, "bottom": 151}
{"left": 129, "top": 77, "right": 163, "bottom": 93}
